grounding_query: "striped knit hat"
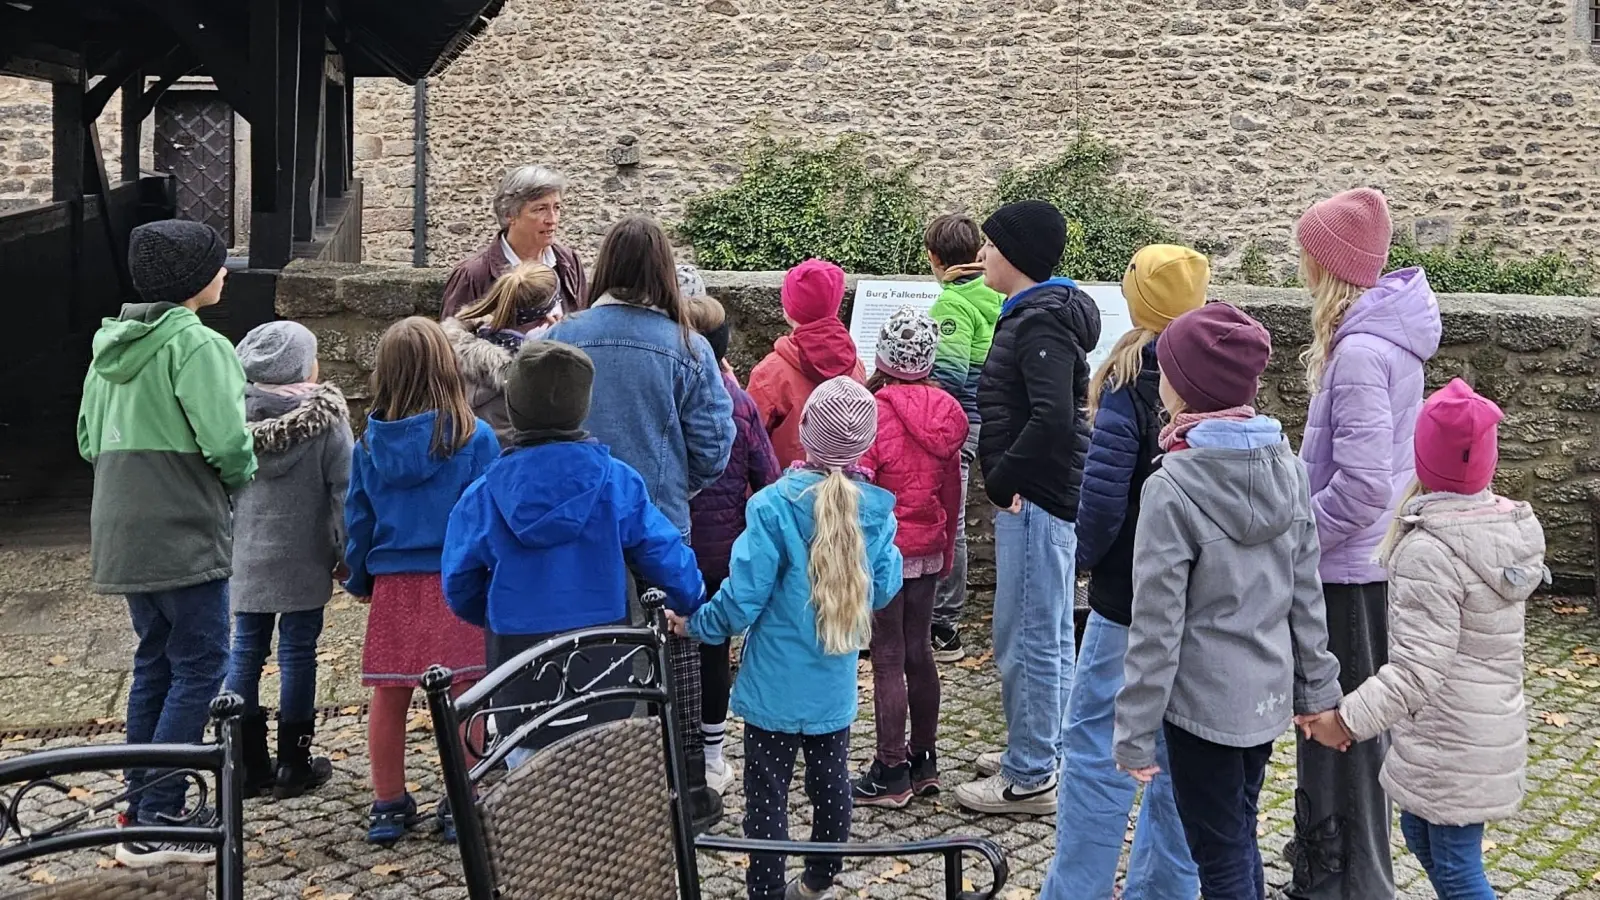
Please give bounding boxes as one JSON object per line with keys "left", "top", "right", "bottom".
{"left": 799, "top": 376, "right": 878, "bottom": 469}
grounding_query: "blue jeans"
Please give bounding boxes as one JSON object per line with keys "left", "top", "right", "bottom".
{"left": 1165, "top": 724, "right": 1272, "bottom": 900}
{"left": 1399, "top": 812, "right": 1494, "bottom": 900}
{"left": 992, "top": 501, "right": 1077, "bottom": 788}
{"left": 125, "top": 581, "right": 230, "bottom": 823}
{"left": 225, "top": 609, "right": 326, "bottom": 722}
{"left": 1042, "top": 613, "right": 1197, "bottom": 900}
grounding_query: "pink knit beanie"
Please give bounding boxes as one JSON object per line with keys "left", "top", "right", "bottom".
{"left": 799, "top": 376, "right": 878, "bottom": 469}
{"left": 1415, "top": 379, "right": 1502, "bottom": 495}
{"left": 781, "top": 259, "right": 847, "bottom": 325}
{"left": 1296, "top": 188, "right": 1393, "bottom": 288}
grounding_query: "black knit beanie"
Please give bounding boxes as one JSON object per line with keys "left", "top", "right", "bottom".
{"left": 982, "top": 200, "right": 1068, "bottom": 284}
{"left": 505, "top": 340, "right": 595, "bottom": 433}
{"left": 128, "top": 220, "right": 227, "bottom": 305}
{"left": 704, "top": 320, "right": 731, "bottom": 363}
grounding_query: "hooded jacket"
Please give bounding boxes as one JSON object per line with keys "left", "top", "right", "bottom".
{"left": 230, "top": 384, "right": 354, "bottom": 614}
{"left": 929, "top": 273, "right": 1004, "bottom": 442}
{"left": 688, "top": 372, "right": 783, "bottom": 589}
{"left": 439, "top": 236, "right": 587, "bottom": 321}
{"left": 442, "top": 440, "right": 705, "bottom": 635}
{"left": 859, "top": 383, "right": 969, "bottom": 568}
{"left": 1113, "top": 417, "right": 1343, "bottom": 769}
{"left": 1077, "top": 343, "right": 1162, "bottom": 626}
{"left": 687, "top": 470, "right": 903, "bottom": 734}
{"left": 1339, "top": 491, "right": 1544, "bottom": 826}
{"left": 442, "top": 317, "right": 515, "bottom": 446}
{"left": 1301, "top": 267, "right": 1443, "bottom": 584}
{"left": 77, "top": 302, "right": 257, "bottom": 594}
{"left": 747, "top": 317, "right": 868, "bottom": 468}
{"left": 977, "top": 277, "right": 1102, "bottom": 521}
{"left": 343, "top": 410, "right": 499, "bottom": 598}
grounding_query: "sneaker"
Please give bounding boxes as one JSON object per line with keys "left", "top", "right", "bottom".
{"left": 115, "top": 806, "right": 218, "bottom": 867}
{"left": 705, "top": 756, "right": 736, "bottom": 795}
{"left": 852, "top": 760, "right": 913, "bottom": 808}
{"left": 437, "top": 796, "right": 457, "bottom": 843}
{"left": 909, "top": 749, "right": 940, "bottom": 796}
{"left": 785, "top": 878, "right": 839, "bottom": 899}
{"left": 367, "top": 794, "right": 421, "bottom": 845}
{"left": 931, "top": 624, "right": 964, "bottom": 662}
{"left": 953, "top": 772, "right": 1057, "bottom": 815}
{"left": 974, "top": 749, "right": 1003, "bottom": 777}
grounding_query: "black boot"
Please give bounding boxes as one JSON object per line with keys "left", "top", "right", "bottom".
{"left": 273, "top": 718, "right": 333, "bottom": 800}
{"left": 240, "top": 710, "right": 275, "bottom": 799}
{"left": 684, "top": 743, "right": 723, "bottom": 835}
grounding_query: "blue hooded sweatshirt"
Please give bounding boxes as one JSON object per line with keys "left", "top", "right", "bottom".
{"left": 343, "top": 411, "right": 499, "bottom": 598}
{"left": 441, "top": 440, "right": 705, "bottom": 635}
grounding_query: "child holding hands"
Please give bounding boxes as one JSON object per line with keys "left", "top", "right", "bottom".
{"left": 670, "top": 377, "right": 903, "bottom": 900}
{"left": 1113, "top": 303, "right": 1342, "bottom": 900}
{"left": 1299, "top": 380, "right": 1543, "bottom": 900}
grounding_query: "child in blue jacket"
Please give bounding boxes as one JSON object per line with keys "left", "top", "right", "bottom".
{"left": 343, "top": 317, "right": 500, "bottom": 845}
{"left": 670, "top": 377, "right": 902, "bottom": 900}
{"left": 443, "top": 341, "right": 705, "bottom": 762}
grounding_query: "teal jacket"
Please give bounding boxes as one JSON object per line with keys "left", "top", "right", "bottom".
{"left": 929, "top": 273, "right": 1003, "bottom": 438}
{"left": 687, "top": 469, "right": 903, "bottom": 734}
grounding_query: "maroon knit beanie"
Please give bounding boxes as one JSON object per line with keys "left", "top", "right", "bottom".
{"left": 1156, "top": 303, "right": 1272, "bottom": 412}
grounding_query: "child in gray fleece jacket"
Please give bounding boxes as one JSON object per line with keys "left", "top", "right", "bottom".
{"left": 1112, "top": 303, "right": 1342, "bottom": 900}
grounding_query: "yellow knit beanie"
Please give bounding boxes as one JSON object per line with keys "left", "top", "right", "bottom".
{"left": 1122, "top": 245, "right": 1210, "bottom": 332}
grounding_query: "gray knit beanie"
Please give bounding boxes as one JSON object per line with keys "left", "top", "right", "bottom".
{"left": 128, "top": 220, "right": 227, "bottom": 305}
{"left": 506, "top": 340, "right": 595, "bottom": 432}
{"left": 236, "top": 321, "right": 318, "bottom": 385}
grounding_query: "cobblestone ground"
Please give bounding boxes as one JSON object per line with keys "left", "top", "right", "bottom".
{"left": 3, "top": 598, "right": 1600, "bottom": 899}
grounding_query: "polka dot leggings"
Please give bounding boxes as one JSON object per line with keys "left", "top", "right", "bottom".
{"left": 743, "top": 724, "right": 853, "bottom": 900}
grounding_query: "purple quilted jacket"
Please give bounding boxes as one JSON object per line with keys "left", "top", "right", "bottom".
{"left": 1301, "top": 267, "right": 1442, "bottom": 584}
{"left": 689, "top": 372, "right": 782, "bottom": 589}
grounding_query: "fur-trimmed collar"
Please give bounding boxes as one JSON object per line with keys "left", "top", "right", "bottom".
{"left": 442, "top": 316, "right": 514, "bottom": 389}
{"left": 248, "top": 384, "right": 349, "bottom": 454}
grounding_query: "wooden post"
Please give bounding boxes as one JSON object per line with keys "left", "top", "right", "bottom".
{"left": 249, "top": 0, "right": 297, "bottom": 269}
{"left": 292, "top": 1, "right": 324, "bottom": 242}
{"left": 120, "top": 69, "right": 143, "bottom": 183}
{"left": 52, "top": 81, "right": 86, "bottom": 202}
{"left": 323, "top": 78, "right": 346, "bottom": 198}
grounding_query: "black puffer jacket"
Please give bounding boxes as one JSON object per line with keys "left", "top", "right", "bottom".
{"left": 976, "top": 278, "right": 1102, "bottom": 522}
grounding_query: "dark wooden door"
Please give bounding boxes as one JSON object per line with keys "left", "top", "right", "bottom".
{"left": 154, "top": 90, "right": 235, "bottom": 246}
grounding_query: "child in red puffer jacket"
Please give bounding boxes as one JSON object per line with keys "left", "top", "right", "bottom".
{"left": 854, "top": 307, "right": 968, "bottom": 807}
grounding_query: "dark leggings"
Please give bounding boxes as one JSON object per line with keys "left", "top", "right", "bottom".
{"left": 1166, "top": 723, "right": 1273, "bottom": 900}
{"left": 699, "top": 576, "right": 732, "bottom": 724}
{"left": 744, "top": 724, "right": 853, "bottom": 899}
{"left": 869, "top": 575, "right": 940, "bottom": 766}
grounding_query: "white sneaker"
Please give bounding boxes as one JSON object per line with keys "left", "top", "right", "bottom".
{"left": 705, "top": 757, "right": 736, "bottom": 795}
{"left": 115, "top": 839, "right": 216, "bottom": 867}
{"left": 974, "top": 750, "right": 1003, "bottom": 777}
{"left": 953, "top": 772, "right": 1057, "bottom": 815}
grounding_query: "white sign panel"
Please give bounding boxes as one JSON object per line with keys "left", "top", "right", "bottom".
{"left": 848, "top": 279, "right": 1133, "bottom": 376}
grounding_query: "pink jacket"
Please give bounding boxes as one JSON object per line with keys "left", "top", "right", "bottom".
{"left": 860, "top": 384, "right": 968, "bottom": 571}
{"left": 748, "top": 318, "right": 866, "bottom": 468}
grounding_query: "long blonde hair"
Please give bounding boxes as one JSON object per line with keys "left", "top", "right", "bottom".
{"left": 807, "top": 470, "right": 872, "bottom": 654}
{"left": 457, "top": 261, "right": 559, "bottom": 330}
{"left": 368, "top": 317, "right": 477, "bottom": 458}
{"left": 1375, "top": 478, "right": 1425, "bottom": 566}
{"left": 1087, "top": 327, "right": 1157, "bottom": 421}
{"left": 1298, "top": 254, "right": 1366, "bottom": 392}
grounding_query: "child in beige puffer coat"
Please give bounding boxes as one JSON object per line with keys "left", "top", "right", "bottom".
{"left": 1300, "top": 378, "right": 1546, "bottom": 900}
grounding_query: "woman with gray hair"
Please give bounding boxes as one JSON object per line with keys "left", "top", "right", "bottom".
{"left": 440, "top": 164, "right": 588, "bottom": 319}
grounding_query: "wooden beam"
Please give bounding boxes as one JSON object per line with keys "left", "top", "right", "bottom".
{"left": 85, "top": 122, "right": 135, "bottom": 300}
{"left": 120, "top": 68, "right": 143, "bottom": 181}
{"left": 292, "top": 7, "right": 326, "bottom": 242}
{"left": 122, "top": 0, "right": 253, "bottom": 121}
{"left": 4, "top": 44, "right": 85, "bottom": 84}
{"left": 53, "top": 80, "right": 86, "bottom": 201}
{"left": 83, "top": 46, "right": 179, "bottom": 125}
{"left": 131, "top": 62, "right": 199, "bottom": 123}
{"left": 323, "top": 76, "right": 347, "bottom": 198}
{"left": 248, "top": 0, "right": 296, "bottom": 269}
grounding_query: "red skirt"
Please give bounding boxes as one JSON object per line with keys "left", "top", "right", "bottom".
{"left": 361, "top": 573, "right": 486, "bottom": 688}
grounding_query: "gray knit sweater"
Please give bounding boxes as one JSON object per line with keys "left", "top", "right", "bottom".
{"left": 228, "top": 384, "right": 354, "bottom": 614}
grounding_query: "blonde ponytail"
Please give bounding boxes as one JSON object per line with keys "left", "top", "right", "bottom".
{"left": 1087, "top": 327, "right": 1158, "bottom": 421}
{"left": 1298, "top": 254, "right": 1365, "bottom": 392}
{"left": 1375, "top": 478, "right": 1424, "bottom": 568}
{"left": 807, "top": 470, "right": 872, "bottom": 654}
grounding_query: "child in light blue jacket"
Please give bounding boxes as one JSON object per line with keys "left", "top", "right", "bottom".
{"left": 671, "top": 377, "right": 902, "bottom": 900}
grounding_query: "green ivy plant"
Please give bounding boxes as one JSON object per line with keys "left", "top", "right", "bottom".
{"left": 677, "top": 135, "right": 930, "bottom": 275}
{"left": 1237, "top": 241, "right": 1276, "bottom": 286}
{"left": 1386, "top": 235, "right": 1591, "bottom": 296}
{"left": 988, "top": 131, "right": 1173, "bottom": 281}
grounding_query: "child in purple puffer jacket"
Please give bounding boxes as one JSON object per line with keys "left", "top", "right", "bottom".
{"left": 684, "top": 279, "right": 783, "bottom": 793}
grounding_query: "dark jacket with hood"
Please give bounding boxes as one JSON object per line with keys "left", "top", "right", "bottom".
{"left": 231, "top": 384, "right": 354, "bottom": 614}
{"left": 440, "top": 236, "right": 587, "bottom": 321}
{"left": 688, "top": 372, "right": 783, "bottom": 589}
{"left": 747, "top": 317, "right": 868, "bottom": 468}
{"left": 342, "top": 410, "right": 499, "bottom": 598}
{"left": 441, "top": 439, "right": 706, "bottom": 636}
{"left": 1077, "top": 343, "right": 1162, "bottom": 625}
{"left": 977, "top": 277, "right": 1103, "bottom": 521}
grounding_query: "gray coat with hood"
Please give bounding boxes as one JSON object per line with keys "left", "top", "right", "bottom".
{"left": 1113, "top": 417, "right": 1344, "bottom": 769}
{"left": 442, "top": 317, "right": 514, "bottom": 446}
{"left": 229, "top": 384, "right": 354, "bottom": 614}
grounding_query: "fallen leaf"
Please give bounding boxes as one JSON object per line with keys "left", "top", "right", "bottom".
{"left": 370, "top": 863, "right": 405, "bottom": 877}
{"left": 1482, "top": 838, "right": 1498, "bottom": 852}
{"left": 263, "top": 663, "right": 280, "bottom": 676}
{"left": 404, "top": 781, "right": 421, "bottom": 793}
{"left": 964, "top": 878, "right": 976, "bottom": 892}
{"left": 1541, "top": 711, "right": 1572, "bottom": 728}
{"left": 326, "top": 895, "right": 354, "bottom": 900}
{"left": 955, "top": 650, "right": 994, "bottom": 670}
{"left": 1003, "top": 889, "right": 1036, "bottom": 900}
{"left": 47, "top": 655, "right": 68, "bottom": 666}
{"left": 27, "top": 869, "right": 56, "bottom": 885}
{"left": 301, "top": 887, "right": 324, "bottom": 899}
{"left": 339, "top": 706, "right": 361, "bottom": 716}
{"left": 406, "top": 711, "right": 433, "bottom": 733}
{"left": 285, "top": 849, "right": 298, "bottom": 859}
{"left": 329, "top": 750, "right": 348, "bottom": 762}
{"left": 1555, "top": 606, "right": 1589, "bottom": 615}
{"left": 96, "top": 858, "right": 119, "bottom": 870}
{"left": 67, "top": 786, "right": 92, "bottom": 800}
{"left": 247, "top": 847, "right": 266, "bottom": 860}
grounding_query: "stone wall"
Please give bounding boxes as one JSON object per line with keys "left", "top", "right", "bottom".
{"left": 276, "top": 264, "right": 1600, "bottom": 587}
{"left": 0, "top": 76, "right": 151, "bottom": 212}
{"left": 361, "top": 0, "right": 1600, "bottom": 278}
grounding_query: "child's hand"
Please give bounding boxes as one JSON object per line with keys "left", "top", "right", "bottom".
{"left": 332, "top": 561, "right": 350, "bottom": 582}
{"left": 1295, "top": 710, "right": 1353, "bottom": 751}
{"left": 1119, "top": 764, "right": 1160, "bottom": 784}
{"left": 664, "top": 610, "right": 690, "bottom": 637}
{"left": 996, "top": 495, "right": 1023, "bottom": 514}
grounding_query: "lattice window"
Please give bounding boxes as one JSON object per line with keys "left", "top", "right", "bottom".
{"left": 1592, "top": 0, "right": 1600, "bottom": 42}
